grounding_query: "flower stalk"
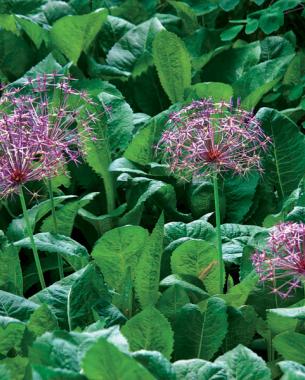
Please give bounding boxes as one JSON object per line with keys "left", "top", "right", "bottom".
{"left": 46, "top": 179, "right": 64, "bottom": 279}
{"left": 213, "top": 174, "right": 224, "bottom": 293}
{"left": 19, "top": 187, "right": 46, "bottom": 289}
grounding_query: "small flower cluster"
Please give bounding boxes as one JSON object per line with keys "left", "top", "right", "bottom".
{"left": 0, "top": 73, "right": 97, "bottom": 197}
{"left": 156, "top": 99, "right": 270, "bottom": 181}
{"left": 252, "top": 222, "right": 305, "bottom": 298}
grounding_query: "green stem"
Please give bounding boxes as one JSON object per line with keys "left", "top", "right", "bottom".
{"left": 47, "top": 179, "right": 64, "bottom": 280}
{"left": 103, "top": 170, "right": 116, "bottom": 214}
{"left": 19, "top": 187, "right": 46, "bottom": 289}
{"left": 213, "top": 175, "right": 224, "bottom": 294}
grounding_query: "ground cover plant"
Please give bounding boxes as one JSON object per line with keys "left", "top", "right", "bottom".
{"left": 1, "top": 0, "right": 305, "bottom": 379}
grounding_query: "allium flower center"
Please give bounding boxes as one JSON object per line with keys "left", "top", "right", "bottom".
{"left": 204, "top": 148, "right": 222, "bottom": 162}
{"left": 10, "top": 169, "right": 27, "bottom": 184}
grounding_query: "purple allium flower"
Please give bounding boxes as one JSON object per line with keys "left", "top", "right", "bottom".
{"left": 156, "top": 99, "right": 271, "bottom": 180}
{"left": 0, "top": 73, "right": 98, "bottom": 197}
{"left": 252, "top": 222, "right": 305, "bottom": 298}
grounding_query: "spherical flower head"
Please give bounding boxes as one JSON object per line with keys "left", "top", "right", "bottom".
{"left": 156, "top": 99, "right": 271, "bottom": 181}
{"left": 252, "top": 222, "right": 305, "bottom": 298}
{"left": 0, "top": 73, "right": 100, "bottom": 197}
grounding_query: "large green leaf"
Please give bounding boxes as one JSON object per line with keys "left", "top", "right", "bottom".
{"left": 7, "top": 195, "right": 75, "bottom": 241}
{"left": 106, "top": 17, "right": 164, "bottom": 77}
{"left": 273, "top": 332, "right": 305, "bottom": 364}
{"left": 82, "top": 338, "right": 155, "bottom": 380}
{"left": 233, "top": 55, "right": 294, "bottom": 109}
{"left": 171, "top": 240, "right": 224, "bottom": 295}
{"left": 40, "top": 193, "right": 99, "bottom": 236}
{"left": 92, "top": 225, "right": 148, "bottom": 308}
{"left": 157, "top": 285, "right": 190, "bottom": 321}
{"left": 278, "top": 361, "right": 305, "bottom": 379}
{"left": 135, "top": 214, "right": 164, "bottom": 309}
{"left": 15, "top": 233, "right": 89, "bottom": 271}
{"left": 0, "top": 290, "right": 38, "bottom": 321}
{"left": 153, "top": 30, "right": 191, "bottom": 103}
{"left": 174, "top": 298, "right": 228, "bottom": 360}
{"left": 0, "top": 317, "right": 25, "bottom": 355}
{"left": 0, "top": 232, "right": 22, "bottom": 295}
{"left": 132, "top": 350, "right": 176, "bottom": 380}
{"left": 50, "top": 9, "right": 108, "bottom": 63}
{"left": 215, "top": 344, "right": 271, "bottom": 380}
{"left": 256, "top": 108, "right": 305, "bottom": 198}
{"left": 122, "top": 306, "right": 174, "bottom": 359}
{"left": 186, "top": 82, "right": 233, "bottom": 102}
{"left": 67, "top": 264, "right": 111, "bottom": 330}
{"left": 267, "top": 306, "right": 305, "bottom": 335}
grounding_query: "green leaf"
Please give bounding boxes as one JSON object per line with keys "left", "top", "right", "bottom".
{"left": 245, "top": 18, "right": 259, "bottom": 34}
{"left": 0, "top": 290, "right": 38, "bottom": 321}
{"left": 219, "top": 0, "right": 240, "bottom": 11}
{"left": 153, "top": 30, "right": 191, "bottom": 103}
{"left": 224, "top": 306, "right": 257, "bottom": 350}
{"left": 67, "top": 263, "right": 111, "bottom": 330}
{"left": 267, "top": 306, "right": 305, "bottom": 335}
{"left": 122, "top": 306, "right": 174, "bottom": 359}
{"left": 171, "top": 240, "right": 224, "bottom": 295}
{"left": 173, "top": 359, "right": 212, "bottom": 380}
{"left": 168, "top": 1, "right": 198, "bottom": 34}
{"left": 50, "top": 9, "right": 108, "bottom": 63}
{"left": 27, "top": 304, "right": 58, "bottom": 337}
{"left": 259, "top": 10, "right": 284, "bottom": 35}
{"left": 1, "top": 356, "right": 28, "bottom": 380}
{"left": 15, "top": 233, "right": 89, "bottom": 271}
{"left": 273, "top": 332, "right": 305, "bottom": 364}
{"left": 157, "top": 285, "right": 190, "bottom": 321}
{"left": 0, "top": 317, "right": 25, "bottom": 355}
{"left": 186, "top": 82, "right": 233, "bottom": 102}
{"left": 215, "top": 344, "right": 271, "bottom": 379}
{"left": 234, "top": 55, "right": 294, "bottom": 109}
{"left": 173, "top": 298, "right": 228, "bottom": 360}
{"left": 92, "top": 225, "right": 148, "bottom": 307}
{"left": 0, "top": 14, "right": 18, "bottom": 34}
{"left": 30, "top": 266, "right": 109, "bottom": 329}
{"left": 278, "top": 361, "right": 305, "bottom": 379}
{"left": 98, "top": 15, "right": 134, "bottom": 53}
{"left": 135, "top": 214, "right": 164, "bottom": 308}
{"left": 7, "top": 195, "right": 75, "bottom": 241}
{"left": 15, "top": 15, "right": 47, "bottom": 49}
{"left": 220, "top": 271, "right": 259, "bottom": 307}
{"left": 32, "top": 365, "right": 86, "bottom": 380}
{"left": 0, "top": 232, "right": 22, "bottom": 295}
{"left": 132, "top": 350, "right": 176, "bottom": 380}
{"left": 106, "top": 17, "right": 164, "bottom": 77}
{"left": 40, "top": 192, "right": 99, "bottom": 236}
{"left": 224, "top": 173, "right": 259, "bottom": 223}
{"left": 220, "top": 25, "right": 243, "bottom": 41}
{"left": 256, "top": 108, "right": 305, "bottom": 198}
{"left": 82, "top": 338, "right": 155, "bottom": 380}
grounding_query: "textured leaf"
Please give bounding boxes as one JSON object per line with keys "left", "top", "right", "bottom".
{"left": 171, "top": 240, "right": 224, "bottom": 295}
{"left": 267, "top": 306, "right": 305, "bottom": 335}
{"left": 15, "top": 233, "right": 89, "bottom": 271}
{"left": 233, "top": 55, "right": 294, "bottom": 109}
{"left": 67, "top": 263, "right": 111, "bottom": 330}
{"left": 273, "top": 332, "right": 305, "bottom": 364}
{"left": 82, "top": 338, "right": 155, "bottom": 380}
{"left": 186, "top": 82, "right": 233, "bottom": 102}
{"left": 122, "top": 307, "right": 174, "bottom": 359}
{"left": 92, "top": 225, "right": 147, "bottom": 308}
{"left": 174, "top": 298, "right": 228, "bottom": 360}
{"left": 256, "top": 108, "right": 305, "bottom": 198}
{"left": 40, "top": 192, "right": 99, "bottom": 236}
{"left": 7, "top": 195, "right": 75, "bottom": 241}
{"left": 0, "top": 232, "right": 22, "bottom": 295}
{"left": 50, "top": 9, "right": 108, "bottom": 63}
{"left": 278, "top": 361, "right": 305, "bottom": 379}
{"left": 157, "top": 285, "right": 190, "bottom": 321}
{"left": 132, "top": 350, "right": 176, "bottom": 380}
{"left": 135, "top": 214, "right": 164, "bottom": 308}
{"left": 0, "top": 290, "right": 38, "bottom": 321}
{"left": 106, "top": 17, "right": 164, "bottom": 77}
{"left": 27, "top": 304, "right": 58, "bottom": 337}
{"left": 0, "top": 317, "right": 25, "bottom": 355}
{"left": 215, "top": 345, "right": 271, "bottom": 380}
{"left": 153, "top": 30, "right": 191, "bottom": 103}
